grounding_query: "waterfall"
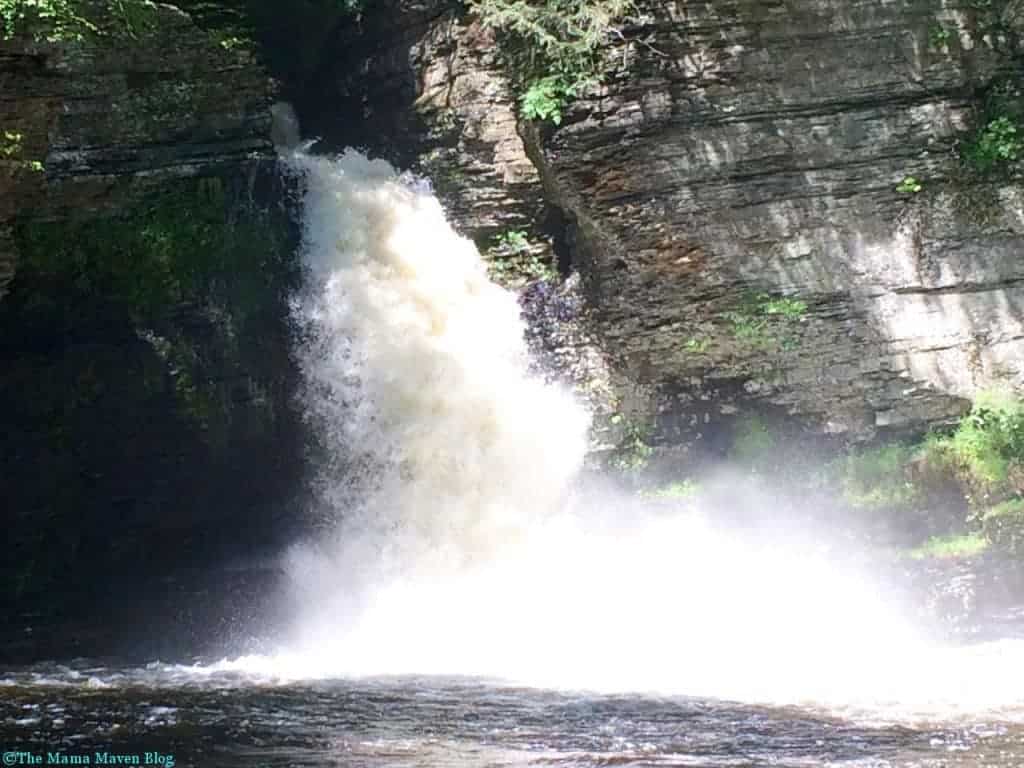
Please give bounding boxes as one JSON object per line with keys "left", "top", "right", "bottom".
{"left": 288, "top": 150, "right": 589, "bottom": 561}
{"left": 229, "top": 147, "right": 1024, "bottom": 716}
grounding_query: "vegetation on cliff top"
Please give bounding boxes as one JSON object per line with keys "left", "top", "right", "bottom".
{"left": 0, "top": 0, "right": 96, "bottom": 41}
{"left": 471, "top": 0, "right": 632, "bottom": 124}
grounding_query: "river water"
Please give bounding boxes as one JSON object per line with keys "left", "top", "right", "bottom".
{"left": 2, "top": 660, "right": 1023, "bottom": 767}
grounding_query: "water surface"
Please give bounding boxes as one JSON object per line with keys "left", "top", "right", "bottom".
{"left": 2, "top": 661, "right": 1023, "bottom": 767}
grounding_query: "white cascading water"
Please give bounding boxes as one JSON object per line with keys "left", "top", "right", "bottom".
{"left": 217, "top": 146, "right": 1024, "bottom": 721}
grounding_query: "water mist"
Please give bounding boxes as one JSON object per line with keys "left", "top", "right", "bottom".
{"left": 217, "top": 146, "right": 1024, "bottom": 722}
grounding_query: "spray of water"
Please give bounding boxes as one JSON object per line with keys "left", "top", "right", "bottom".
{"left": 229, "top": 147, "right": 1024, "bottom": 720}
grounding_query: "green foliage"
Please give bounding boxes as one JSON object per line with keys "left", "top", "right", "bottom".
{"left": 110, "top": 0, "right": 157, "bottom": 38}
{"left": 217, "top": 32, "right": 244, "bottom": 49}
{"left": 896, "top": 176, "right": 923, "bottom": 194}
{"left": 520, "top": 74, "right": 579, "bottom": 125}
{"left": 640, "top": 479, "right": 700, "bottom": 501}
{"left": 471, "top": 0, "right": 632, "bottom": 124}
{"left": 959, "top": 79, "right": 1024, "bottom": 175}
{"left": 0, "top": 130, "right": 23, "bottom": 158}
{"left": 723, "top": 309, "right": 768, "bottom": 345}
{"left": 494, "top": 229, "right": 530, "bottom": 253}
{"left": 15, "top": 177, "right": 288, "bottom": 326}
{"left": 964, "top": 116, "right": 1022, "bottom": 173}
{"left": 0, "top": 0, "right": 263, "bottom": 46}
{"left": 906, "top": 531, "right": 989, "bottom": 560}
{"left": 685, "top": 337, "right": 710, "bottom": 354}
{"left": 723, "top": 292, "right": 808, "bottom": 349}
{"left": 929, "top": 22, "right": 951, "bottom": 49}
{"left": 0, "top": 130, "right": 44, "bottom": 173}
{"left": 924, "top": 391, "right": 1024, "bottom": 503}
{"left": 486, "top": 230, "right": 556, "bottom": 285}
{"left": 838, "top": 443, "right": 920, "bottom": 511}
{"left": 0, "top": 0, "right": 97, "bottom": 41}
{"left": 760, "top": 296, "right": 808, "bottom": 319}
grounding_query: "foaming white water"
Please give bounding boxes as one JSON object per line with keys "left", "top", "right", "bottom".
{"left": 253, "top": 148, "right": 1024, "bottom": 720}
{"left": 288, "top": 150, "right": 588, "bottom": 563}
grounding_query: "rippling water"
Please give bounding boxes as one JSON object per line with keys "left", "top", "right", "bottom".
{"left": 1, "top": 661, "right": 1023, "bottom": 767}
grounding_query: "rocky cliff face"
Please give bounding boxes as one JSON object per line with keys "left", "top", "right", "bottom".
{"left": 324, "top": 0, "right": 1024, "bottom": 453}
{"left": 0, "top": 4, "right": 301, "bottom": 648}
{"left": 0, "top": 3, "right": 274, "bottom": 294}
{"left": 298, "top": 0, "right": 626, "bottom": 444}
{"left": 522, "top": 0, "right": 1024, "bottom": 444}
{"left": 298, "top": 0, "right": 543, "bottom": 242}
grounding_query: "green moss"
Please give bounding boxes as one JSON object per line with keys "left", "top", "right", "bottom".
{"left": 838, "top": 443, "right": 920, "bottom": 512}
{"left": 16, "top": 177, "right": 287, "bottom": 325}
{"left": 640, "top": 479, "right": 700, "bottom": 501}
{"left": 905, "top": 531, "right": 989, "bottom": 560}
{"left": 722, "top": 292, "right": 808, "bottom": 349}
{"left": 13, "top": 176, "right": 291, "bottom": 436}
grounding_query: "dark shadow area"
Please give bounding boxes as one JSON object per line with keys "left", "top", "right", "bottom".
{"left": 0, "top": 165, "right": 309, "bottom": 664}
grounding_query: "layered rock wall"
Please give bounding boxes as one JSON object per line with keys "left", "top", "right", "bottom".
{"left": 521, "top": 0, "right": 1024, "bottom": 441}
{"left": 0, "top": 3, "right": 274, "bottom": 295}
{"left": 315, "top": 0, "right": 1024, "bottom": 451}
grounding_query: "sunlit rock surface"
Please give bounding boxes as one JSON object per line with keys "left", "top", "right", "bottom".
{"left": 521, "top": 0, "right": 1024, "bottom": 439}
{"left": 318, "top": 0, "right": 1024, "bottom": 444}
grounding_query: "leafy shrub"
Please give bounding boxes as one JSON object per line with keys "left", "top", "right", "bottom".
{"left": 929, "top": 22, "right": 951, "bottom": 49}
{"left": 0, "top": 0, "right": 97, "bottom": 41}
{"left": 520, "top": 74, "right": 579, "bottom": 125}
{"left": 896, "top": 176, "right": 923, "bottom": 194}
{"left": 471, "top": 0, "right": 632, "bottom": 123}
{"left": 925, "top": 392, "right": 1024, "bottom": 504}
{"left": 965, "top": 116, "right": 1022, "bottom": 173}
{"left": 493, "top": 229, "right": 530, "bottom": 253}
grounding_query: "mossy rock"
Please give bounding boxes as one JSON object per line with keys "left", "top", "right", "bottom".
{"left": 982, "top": 497, "right": 1024, "bottom": 556}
